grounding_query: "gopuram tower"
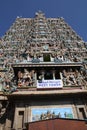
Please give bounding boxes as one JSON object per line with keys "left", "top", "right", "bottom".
{"left": 0, "top": 11, "right": 87, "bottom": 130}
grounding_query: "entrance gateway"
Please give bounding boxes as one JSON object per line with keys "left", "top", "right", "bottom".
{"left": 0, "top": 11, "right": 87, "bottom": 130}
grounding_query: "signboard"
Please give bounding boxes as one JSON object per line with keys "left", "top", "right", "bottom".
{"left": 37, "top": 80, "right": 63, "bottom": 88}
{"left": 32, "top": 107, "right": 74, "bottom": 121}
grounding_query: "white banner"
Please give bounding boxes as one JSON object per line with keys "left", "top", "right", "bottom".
{"left": 37, "top": 80, "right": 63, "bottom": 88}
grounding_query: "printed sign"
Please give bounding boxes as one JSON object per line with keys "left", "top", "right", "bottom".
{"left": 32, "top": 107, "right": 74, "bottom": 121}
{"left": 37, "top": 80, "right": 63, "bottom": 88}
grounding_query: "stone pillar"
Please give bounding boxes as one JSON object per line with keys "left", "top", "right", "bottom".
{"left": 0, "top": 125, "right": 4, "bottom": 130}
{"left": 24, "top": 105, "right": 31, "bottom": 123}
{"left": 24, "top": 105, "right": 29, "bottom": 129}
{"left": 5, "top": 119, "right": 12, "bottom": 130}
{"left": 34, "top": 71, "right": 37, "bottom": 86}
{"left": 41, "top": 71, "right": 45, "bottom": 80}
{"left": 53, "top": 70, "right": 55, "bottom": 80}
{"left": 60, "top": 72, "right": 63, "bottom": 80}
{"left": 13, "top": 106, "right": 18, "bottom": 130}
{"left": 28, "top": 106, "right": 31, "bottom": 122}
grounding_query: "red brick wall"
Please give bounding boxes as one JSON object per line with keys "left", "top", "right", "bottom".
{"left": 28, "top": 118, "right": 87, "bottom": 130}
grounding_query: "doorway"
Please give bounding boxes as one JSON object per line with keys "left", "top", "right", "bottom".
{"left": 43, "top": 54, "right": 51, "bottom": 62}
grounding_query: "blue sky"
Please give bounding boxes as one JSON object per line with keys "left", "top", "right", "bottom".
{"left": 0, "top": 0, "right": 87, "bottom": 41}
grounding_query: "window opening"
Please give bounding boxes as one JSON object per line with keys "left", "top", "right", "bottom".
{"left": 44, "top": 71, "right": 53, "bottom": 80}
{"left": 43, "top": 54, "right": 50, "bottom": 62}
{"left": 79, "top": 108, "right": 86, "bottom": 119}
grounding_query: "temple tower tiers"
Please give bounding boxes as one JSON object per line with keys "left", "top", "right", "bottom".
{"left": 0, "top": 11, "right": 87, "bottom": 130}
